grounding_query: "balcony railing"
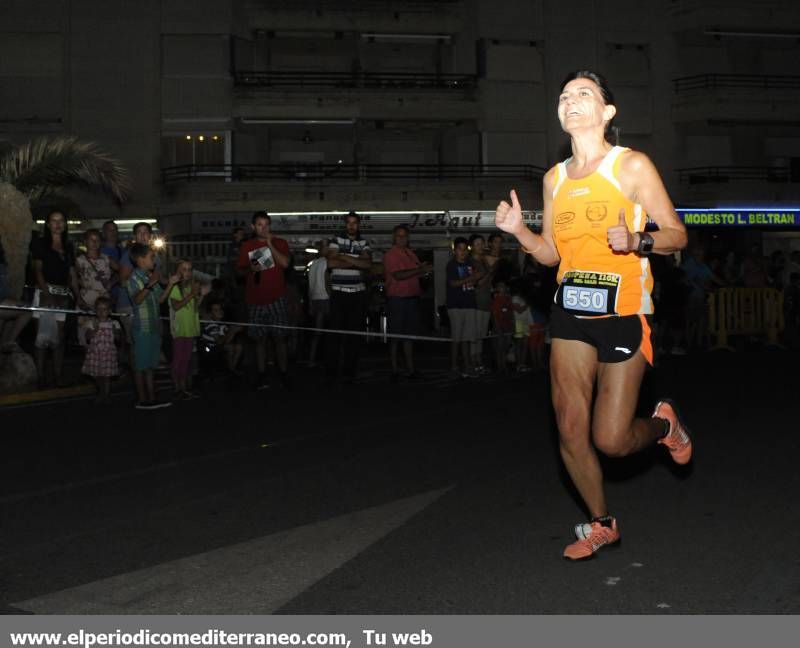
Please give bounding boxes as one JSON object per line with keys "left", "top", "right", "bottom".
{"left": 234, "top": 70, "right": 477, "bottom": 90}
{"left": 677, "top": 166, "right": 793, "bottom": 184}
{"left": 162, "top": 163, "right": 544, "bottom": 185}
{"left": 674, "top": 74, "right": 800, "bottom": 93}
{"left": 247, "top": 0, "right": 461, "bottom": 9}
{"left": 667, "top": 0, "right": 788, "bottom": 14}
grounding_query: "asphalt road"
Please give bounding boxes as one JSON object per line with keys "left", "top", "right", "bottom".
{"left": 1, "top": 349, "right": 798, "bottom": 614}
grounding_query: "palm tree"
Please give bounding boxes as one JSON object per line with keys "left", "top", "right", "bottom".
{"left": 0, "top": 136, "right": 131, "bottom": 300}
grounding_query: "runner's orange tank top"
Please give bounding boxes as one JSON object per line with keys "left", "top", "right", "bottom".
{"left": 550, "top": 146, "right": 654, "bottom": 316}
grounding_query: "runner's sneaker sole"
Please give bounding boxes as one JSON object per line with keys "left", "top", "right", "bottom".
{"left": 562, "top": 519, "right": 621, "bottom": 560}
{"left": 563, "top": 540, "right": 622, "bottom": 561}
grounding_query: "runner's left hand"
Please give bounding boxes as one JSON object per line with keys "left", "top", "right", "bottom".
{"left": 607, "top": 209, "right": 636, "bottom": 252}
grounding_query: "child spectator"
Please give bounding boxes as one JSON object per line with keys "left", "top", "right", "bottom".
{"left": 200, "top": 278, "right": 229, "bottom": 318}
{"left": 490, "top": 280, "right": 513, "bottom": 373}
{"left": 126, "top": 242, "right": 178, "bottom": 410}
{"left": 201, "top": 300, "right": 244, "bottom": 375}
{"left": 511, "top": 279, "right": 532, "bottom": 372}
{"left": 81, "top": 295, "right": 120, "bottom": 403}
{"left": 169, "top": 259, "right": 202, "bottom": 400}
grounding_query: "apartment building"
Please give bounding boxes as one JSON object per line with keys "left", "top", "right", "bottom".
{"left": 1, "top": 0, "right": 798, "bottom": 256}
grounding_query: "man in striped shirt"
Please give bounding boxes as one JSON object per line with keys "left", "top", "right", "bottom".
{"left": 325, "top": 212, "right": 372, "bottom": 382}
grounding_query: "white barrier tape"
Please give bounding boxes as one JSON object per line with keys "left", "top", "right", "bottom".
{"left": 0, "top": 303, "right": 501, "bottom": 343}
{"left": 0, "top": 304, "right": 131, "bottom": 317}
{"left": 190, "top": 316, "right": 467, "bottom": 343}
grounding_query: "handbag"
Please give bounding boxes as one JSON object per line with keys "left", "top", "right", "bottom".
{"left": 47, "top": 284, "right": 72, "bottom": 297}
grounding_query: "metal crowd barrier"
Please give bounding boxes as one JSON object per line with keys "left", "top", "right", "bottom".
{"left": 707, "top": 287, "right": 784, "bottom": 350}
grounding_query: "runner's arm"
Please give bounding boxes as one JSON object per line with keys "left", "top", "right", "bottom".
{"left": 495, "top": 176, "right": 560, "bottom": 267}
{"left": 619, "top": 151, "right": 687, "bottom": 254}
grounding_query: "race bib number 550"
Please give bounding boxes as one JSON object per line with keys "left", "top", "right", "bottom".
{"left": 555, "top": 270, "right": 621, "bottom": 316}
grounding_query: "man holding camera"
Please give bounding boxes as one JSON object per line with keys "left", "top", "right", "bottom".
{"left": 237, "top": 211, "right": 291, "bottom": 391}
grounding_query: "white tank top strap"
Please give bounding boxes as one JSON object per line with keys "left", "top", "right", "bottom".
{"left": 596, "top": 146, "right": 628, "bottom": 190}
{"left": 552, "top": 160, "right": 570, "bottom": 200}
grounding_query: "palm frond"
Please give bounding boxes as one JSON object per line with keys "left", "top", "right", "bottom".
{"left": 0, "top": 136, "right": 131, "bottom": 205}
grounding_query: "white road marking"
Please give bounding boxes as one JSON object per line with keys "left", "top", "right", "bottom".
{"left": 15, "top": 486, "right": 452, "bottom": 614}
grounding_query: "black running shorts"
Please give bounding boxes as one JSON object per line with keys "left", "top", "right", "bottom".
{"left": 550, "top": 305, "right": 654, "bottom": 365}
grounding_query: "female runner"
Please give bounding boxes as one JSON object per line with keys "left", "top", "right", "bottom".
{"left": 495, "top": 71, "right": 692, "bottom": 560}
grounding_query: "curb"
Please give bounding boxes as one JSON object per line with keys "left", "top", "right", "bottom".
{"left": 0, "top": 383, "right": 95, "bottom": 407}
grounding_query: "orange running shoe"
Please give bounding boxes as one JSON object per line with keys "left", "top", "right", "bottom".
{"left": 563, "top": 518, "right": 620, "bottom": 560}
{"left": 653, "top": 399, "right": 692, "bottom": 465}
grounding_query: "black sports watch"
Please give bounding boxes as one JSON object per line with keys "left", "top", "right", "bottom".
{"left": 636, "top": 232, "right": 654, "bottom": 255}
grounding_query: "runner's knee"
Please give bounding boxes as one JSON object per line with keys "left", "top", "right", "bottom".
{"left": 592, "top": 420, "right": 632, "bottom": 457}
{"left": 554, "top": 402, "right": 591, "bottom": 448}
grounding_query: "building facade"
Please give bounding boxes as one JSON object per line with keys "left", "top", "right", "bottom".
{"left": 1, "top": 0, "right": 799, "bottom": 257}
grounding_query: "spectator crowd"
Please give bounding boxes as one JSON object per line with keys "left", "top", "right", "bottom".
{"left": 1, "top": 209, "right": 799, "bottom": 407}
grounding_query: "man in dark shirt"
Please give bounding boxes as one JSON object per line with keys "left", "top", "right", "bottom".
{"left": 446, "top": 237, "right": 482, "bottom": 377}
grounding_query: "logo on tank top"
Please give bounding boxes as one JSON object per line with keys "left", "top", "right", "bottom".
{"left": 585, "top": 202, "right": 609, "bottom": 223}
{"left": 568, "top": 187, "right": 591, "bottom": 198}
{"left": 554, "top": 211, "right": 575, "bottom": 232}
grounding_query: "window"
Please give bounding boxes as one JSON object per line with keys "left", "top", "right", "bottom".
{"left": 161, "top": 134, "right": 227, "bottom": 168}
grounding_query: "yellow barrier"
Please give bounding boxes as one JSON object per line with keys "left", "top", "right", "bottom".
{"left": 707, "top": 287, "right": 784, "bottom": 350}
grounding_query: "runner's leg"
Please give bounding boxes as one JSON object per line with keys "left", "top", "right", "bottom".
{"left": 550, "top": 338, "right": 604, "bottom": 518}
{"left": 592, "top": 353, "right": 665, "bottom": 457}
